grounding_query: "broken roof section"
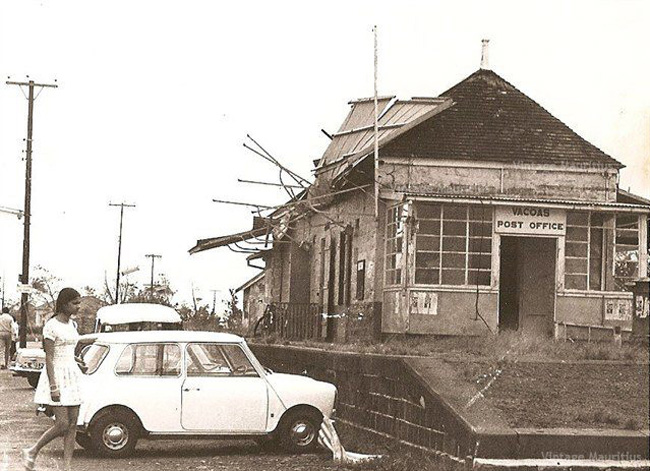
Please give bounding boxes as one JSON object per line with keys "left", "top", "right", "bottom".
{"left": 189, "top": 226, "right": 268, "bottom": 254}
{"left": 314, "top": 96, "right": 454, "bottom": 181}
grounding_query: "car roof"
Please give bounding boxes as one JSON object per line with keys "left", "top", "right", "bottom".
{"left": 96, "top": 303, "right": 182, "bottom": 325}
{"left": 92, "top": 330, "right": 244, "bottom": 344}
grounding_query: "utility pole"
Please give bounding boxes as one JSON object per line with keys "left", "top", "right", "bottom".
{"left": 109, "top": 202, "right": 135, "bottom": 304}
{"left": 211, "top": 289, "right": 219, "bottom": 315}
{"left": 145, "top": 254, "right": 162, "bottom": 295}
{"left": 6, "top": 78, "right": 57, "bottom": 348}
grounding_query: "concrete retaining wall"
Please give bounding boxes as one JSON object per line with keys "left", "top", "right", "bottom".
{"left": 251, "top": 344, "right": 479, "bottom": 457}
{"left": 250, "top": 344, "right": 649, "bottom": 461}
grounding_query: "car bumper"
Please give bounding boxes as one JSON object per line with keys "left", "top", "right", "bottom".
{"left": 9, "top": 365, "right": 42, "bottom": 377}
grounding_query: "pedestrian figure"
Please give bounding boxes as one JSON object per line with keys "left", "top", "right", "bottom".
{"left": 22, "top": 288, "right": 84, "bottom": 471}
{"left": 10, "top": 311, "right": 19, "bottom": 359}
{"left": 0, "top": 307, "right": 14, "bottom": 368}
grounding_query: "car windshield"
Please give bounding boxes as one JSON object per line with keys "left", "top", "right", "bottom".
{"left": 82, "top": 344, "right": 109, "bottom": 375}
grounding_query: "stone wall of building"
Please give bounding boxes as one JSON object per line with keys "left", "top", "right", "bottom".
{"left": 379, "top": 158, "right": 618, "bottom": 203}
{"left": 263, "top": 189, "right": 388, "bottom": 340}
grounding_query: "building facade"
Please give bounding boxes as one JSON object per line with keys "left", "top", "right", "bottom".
{"left": 192, "top": 68, "right": 649, "bottom": 340}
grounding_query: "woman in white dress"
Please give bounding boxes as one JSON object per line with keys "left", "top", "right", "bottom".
{"left": 22, "top": 288, "right": 84, "bottom": 471}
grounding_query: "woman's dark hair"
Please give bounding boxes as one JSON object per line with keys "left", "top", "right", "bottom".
{"left": 55, "top": 287, "right": 81, "bottom": 313}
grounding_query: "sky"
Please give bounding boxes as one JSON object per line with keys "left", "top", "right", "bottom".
{"left": 0, "top": 0, "right": 648, "bottom": 310}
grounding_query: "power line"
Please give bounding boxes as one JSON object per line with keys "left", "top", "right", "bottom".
{"left": 6, "top": 78, "right": 57, "bottom": 348}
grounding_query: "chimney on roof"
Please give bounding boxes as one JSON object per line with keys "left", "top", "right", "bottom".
{"left": 480, "top": 39, "right": 490, "bottom": 69}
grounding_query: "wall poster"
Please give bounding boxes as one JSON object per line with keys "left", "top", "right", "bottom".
{"left": 409, "top": 290, "right": 438, "bottom": 315}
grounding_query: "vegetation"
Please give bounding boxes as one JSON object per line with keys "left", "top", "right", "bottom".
{"left": 255, "top": 329, "right": 649, "bottom": 363}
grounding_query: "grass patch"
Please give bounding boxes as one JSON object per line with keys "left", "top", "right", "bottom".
{"left": 252, "top": 330, "right": 649, "bottom": 364}
{"left": 575, "top": 407, "right": 624, "bottom": 427}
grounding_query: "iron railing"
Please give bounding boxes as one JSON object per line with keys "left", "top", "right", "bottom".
{"left": 254, "top": 302, "right": 322, "bottom": 340}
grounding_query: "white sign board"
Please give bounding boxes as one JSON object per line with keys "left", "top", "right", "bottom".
{"left": 16, "top": 284, "right": 38, "bottom": 294}
{"left": 409, "top": 290, "right": 438, "bottom": 315}
{"left": 494, "top": 206, "right": 566, "bottom": 236}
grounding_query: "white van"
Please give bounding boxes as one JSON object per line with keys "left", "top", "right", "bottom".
{"left": 10, "top": 303, "right": 182, "bottom": 388}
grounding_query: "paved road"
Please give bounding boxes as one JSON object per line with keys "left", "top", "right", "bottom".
{"left": 0, "top": 369, "right": 345, "bottom": 471}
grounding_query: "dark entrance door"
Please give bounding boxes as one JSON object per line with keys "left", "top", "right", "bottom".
{"left": 498, "top": 237, "right": 520, "bottom": 331}
{"left": 499, "top": 237, "right": 556, "bottom": 336}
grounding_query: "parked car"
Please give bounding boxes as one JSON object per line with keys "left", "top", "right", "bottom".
{"left": 10, "top": 347, "right": 44, "bottom": 388}
{"left": 10, "top": 303, "right": 183, "bottom": 388}
{"left": 75, "top": 330, "right": 336, "bottom": 456}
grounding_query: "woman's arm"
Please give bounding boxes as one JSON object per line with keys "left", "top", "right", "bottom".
{"left": 43, "top": 338, "right": 59, "bottom": 402}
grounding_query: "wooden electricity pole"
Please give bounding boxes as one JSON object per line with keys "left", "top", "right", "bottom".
{"left": 145, "top": 254, "right": 162, "bottom": 295}
{"left": 6, "top": 79, "right": 57, "bottom": 348}
{"left": 109, "top": 202, "right": 136, "bottom": 304}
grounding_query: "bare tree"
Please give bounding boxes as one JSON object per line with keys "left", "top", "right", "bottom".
{"left": 30, "top": 265, "right": 61, "bottom": 312}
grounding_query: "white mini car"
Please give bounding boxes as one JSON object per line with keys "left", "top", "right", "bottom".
{"left": 76, "top": 330, "right": 337, "bottom": 456}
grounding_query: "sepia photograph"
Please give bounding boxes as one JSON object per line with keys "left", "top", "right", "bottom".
{"left": 0, "top": 1, "right": 648, "bottom": 470}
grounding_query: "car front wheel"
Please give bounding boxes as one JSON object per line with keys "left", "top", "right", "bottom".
{"left": 89, "top": 410, "right": 140, "bottom": 457}
{"left": 279, "top": 410, "right": 321, "bottom": 453}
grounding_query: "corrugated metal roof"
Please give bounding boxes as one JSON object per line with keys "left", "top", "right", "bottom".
{"left": 316, "top": 97, "right": 452, "bottom": 176}
{"left": 235, "top": 271, "right": 265, "bottom": 293}
{"left": 400, "top": 192, "right": 650, "bottom": 211}
{"left": 617, "top": 189, "right": 650, "bottom": 206}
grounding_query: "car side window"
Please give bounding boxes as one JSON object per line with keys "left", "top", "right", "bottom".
{"left": 81, "top": 344, "right": 109, "bottom": 375}
{"left": 186, "top": 343, "right": 229, "bottom": 376}
{"left": 161, "top": 344, "right": 181, "bottom": 376}
{"left": 115, "top": 343, "right": 181, "bottom": 377}
{"left": 185, "top": 343, "right": 258, "bottom": 377}
{"left": 220, "top": 345, "right": 258, "bottom": 377}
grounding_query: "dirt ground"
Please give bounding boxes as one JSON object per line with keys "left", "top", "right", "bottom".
{"left": 0, "top": 369, "right": 358, "bottom": 471}
{"left": 453, "top": 359, "right": 650, "bottom": 430}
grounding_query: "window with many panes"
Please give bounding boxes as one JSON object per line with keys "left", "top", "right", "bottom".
{"left": 414, "top": 203, "right": 492, "bottom": 286}
{"left": 385, "top": 204, "right": 405, "bottom": 285}
{"left": 564, "top": 211, "right": 605, "bottom": 291}
{"left": 614, "top": 214, "right": 639, "bottom": 291}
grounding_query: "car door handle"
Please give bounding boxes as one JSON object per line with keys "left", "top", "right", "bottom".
{"left": 183, "top": 387, "right": 200, "bottom": 392}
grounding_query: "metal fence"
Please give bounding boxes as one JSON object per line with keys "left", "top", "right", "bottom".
{"left": 255, "top": 303, "right": 322, "bottom": 340}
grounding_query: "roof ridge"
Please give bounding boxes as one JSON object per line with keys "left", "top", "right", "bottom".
{"left": 435, "top": 68, "right": 623, "bottom": 167}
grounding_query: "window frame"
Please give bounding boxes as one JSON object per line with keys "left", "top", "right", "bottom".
{"left": 413, "top": 202, "right": 493, "bottom": 288}
{"left": 613, "top": 213, "right": 640, "bottom": 292}
{"left": 564, "top": 211, "right": 607, "bottom": 292}
{"left": 385, "top": 203, "right": 407, "bottom": 286}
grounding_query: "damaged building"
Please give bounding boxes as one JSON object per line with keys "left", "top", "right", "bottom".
{"left": 191, "top": 62, "right": 650, "bottom": 341}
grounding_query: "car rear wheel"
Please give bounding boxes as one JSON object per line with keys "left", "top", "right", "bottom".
{"left": 89, "top": 410, "right": 140, "bottom": 457}
{"left": 27, "top": 373, "right": 40, "bottom": 389}
{"left": 75, "top": 432, "right": 95, "bottom": 452}
{"left": 279, "top": 410, "right": 321, "bottom": 454}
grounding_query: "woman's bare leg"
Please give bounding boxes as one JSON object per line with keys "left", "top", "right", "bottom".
{"left": 63, "top": 405, "right": 80, "bottom": 471}
{"left": 25, "top": 406, "right": 69, "bottom": 459}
